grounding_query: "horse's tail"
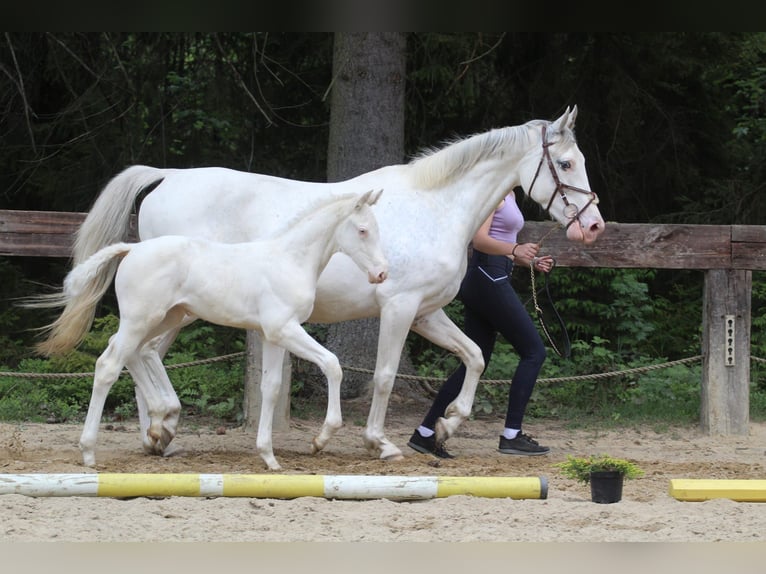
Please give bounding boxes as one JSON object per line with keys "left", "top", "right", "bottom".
{"left": 73, "top": 165, "right": 168, "bottom": 265}
{"left": 35, "top": 242, "right": 134, "bottom": 357}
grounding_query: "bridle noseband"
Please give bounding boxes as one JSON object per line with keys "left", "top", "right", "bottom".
{"left": 527, "top": 124, "right": 599, "bottom": 230}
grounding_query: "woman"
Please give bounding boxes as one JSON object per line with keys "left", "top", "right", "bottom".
{"left": 408, "top": 190, "right": 554, "bottom": 458}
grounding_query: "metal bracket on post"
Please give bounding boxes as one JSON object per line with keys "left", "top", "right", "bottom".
{"left": 725, "top": 314, "right": 735, "bottom": 367}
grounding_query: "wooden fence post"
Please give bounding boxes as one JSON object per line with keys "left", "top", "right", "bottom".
{"left": 243, "top": 330, "right": 292, "bottom": 431}
{"left": 700, "top": 269, "right": 751, "bottom": 435}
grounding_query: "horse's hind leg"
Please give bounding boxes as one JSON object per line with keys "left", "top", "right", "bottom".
{"left": 128, "top": 310, "right": 187, "bottom": 456}
{"left": 126, "top": 347, "right": 181, "bottom": 457}
{"left": 410, "top": 307, "right": 484, "bottom": 442}
{"left": 131, "top": 315, "right": 193, "bottom": 452}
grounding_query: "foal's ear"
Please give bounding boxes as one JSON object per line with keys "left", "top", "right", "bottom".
{"left": 367, "top": 188, "right": 383, "bottom": 206}
{"left": 356, "top": 188, "right": 382, "bottom": 209}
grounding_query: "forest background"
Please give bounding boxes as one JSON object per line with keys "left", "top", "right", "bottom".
{"left": 0, "top": 32, "right": 764, "bottom": 427}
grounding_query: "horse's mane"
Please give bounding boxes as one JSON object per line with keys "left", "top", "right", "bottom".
{"left": 408, "top": 118, "right": 575, "bottom": 189}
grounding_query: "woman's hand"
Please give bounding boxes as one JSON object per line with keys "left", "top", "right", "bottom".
{"left": 511, "top": 242, "right": 554, "bottom": 272}
{"left": 531, "top": 254, "right": 555, "bottom": 273}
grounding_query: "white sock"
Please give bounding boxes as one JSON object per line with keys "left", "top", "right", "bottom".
{"left": 418, "top": 426, "right": 435, "bottom": 438}
{"left": 503, "top": 428, "right": 520, "bottom": 440}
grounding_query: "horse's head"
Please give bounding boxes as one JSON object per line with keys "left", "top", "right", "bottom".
{"left": 338, "top": 189, "right": 389, "bottom": 284}
{"left": 522, "top": 106, "right": 605, "bottom": 244}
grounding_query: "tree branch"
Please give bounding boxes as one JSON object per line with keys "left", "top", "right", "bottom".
{"left": 4, "top": 32, "right": 36, "bottom": 154}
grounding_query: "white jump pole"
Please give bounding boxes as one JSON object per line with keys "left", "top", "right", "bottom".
{"left": 0, "top": 473, "right": 547, "bottom": 500}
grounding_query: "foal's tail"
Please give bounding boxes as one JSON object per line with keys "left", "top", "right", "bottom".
{"left": 24, "top": 166, "right": 167, "bottom": 308}
{"left": 22, "top": 165, "right": 167, "bottom": 351}
{"left": 35, "top": 243, "right": 134, "bottom": 357}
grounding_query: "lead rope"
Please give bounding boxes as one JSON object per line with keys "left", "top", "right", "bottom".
{"left": 529, "top": 221, "right": 570, "bottom": 358}
{"left": 530, "top": 263, "right": 569, "bottom": 358}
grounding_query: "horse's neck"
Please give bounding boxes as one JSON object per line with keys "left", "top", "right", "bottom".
{"left": 439, "top": 160, "right": 527, "bottom": 248}
{"left": 410, "top": 124, "right": 536, "bottom": 248}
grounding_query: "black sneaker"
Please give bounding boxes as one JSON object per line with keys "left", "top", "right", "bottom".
{"left": 498, "top": 432, "right": 550, "bottom": 456}
{"left": 407, "top": 431, "right": 455, "bottom": 459}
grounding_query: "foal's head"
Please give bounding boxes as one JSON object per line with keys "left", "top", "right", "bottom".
{"left": 335, "top": 189, "right": 388, "bottom": 284}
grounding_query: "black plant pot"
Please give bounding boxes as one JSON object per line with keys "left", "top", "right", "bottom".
{"left": 589, "top": 471, "right": 624, "bottom": 503}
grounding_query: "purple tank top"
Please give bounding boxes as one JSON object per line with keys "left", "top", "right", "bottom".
{"left": 488, "top": 194, "right": 524, "bottom": 243}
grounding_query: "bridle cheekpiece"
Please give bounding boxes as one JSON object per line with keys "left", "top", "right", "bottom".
{"left": 527, "top": 124, "right": 599, "bottom": 230}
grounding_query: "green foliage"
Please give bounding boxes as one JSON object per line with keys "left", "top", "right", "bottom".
{"left": 0, "top": 313, "right": 246, "bottom": 423}
{"left": 555, "top": 454, "right": 645, "bottom": 484}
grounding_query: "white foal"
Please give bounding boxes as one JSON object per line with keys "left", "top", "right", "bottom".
{"left": 57, "top": 189, "right": 387, "bottom": 469}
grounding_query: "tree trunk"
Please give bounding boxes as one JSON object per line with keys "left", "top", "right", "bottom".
{"left": 325, "top": 32, "right": 410, "bottom": 399}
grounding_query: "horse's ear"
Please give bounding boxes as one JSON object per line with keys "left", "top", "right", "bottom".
{"left": 568, "top": 105, "right": 578, "bottom": 128}
{"left": 551, "top": 105, "right": 577, "bottom": 133}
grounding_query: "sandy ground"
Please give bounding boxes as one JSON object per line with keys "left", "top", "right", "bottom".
{"left": 1, "top": 400, "right": 765, "bottom": 546}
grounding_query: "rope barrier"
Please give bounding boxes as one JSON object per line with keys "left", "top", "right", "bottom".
{"left": 0, "top": 352, "right": 245, "bottom": 380}
{"left": 2, "top": 352, "right": 763, "bottom": 385}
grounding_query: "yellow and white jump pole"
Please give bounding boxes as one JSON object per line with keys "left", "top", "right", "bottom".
{"left": 669, "top": 479, "right": 766, "bottom": 502}
{"left": 0, "top": 473, "right": 547, "bottom": 500}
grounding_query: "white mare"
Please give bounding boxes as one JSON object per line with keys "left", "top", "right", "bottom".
{"left": 36, "top": 106, "right": 605, "bottom": 464}
{"left": 42, "top": 190, "right": 387, "bottom": 469}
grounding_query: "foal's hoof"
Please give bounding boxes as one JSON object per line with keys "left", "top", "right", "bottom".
{"left": 81, "top": 450, "right": 96, "bottom": 467}
{"left": 161, "top": 442, "right": 184, "bottom": 458}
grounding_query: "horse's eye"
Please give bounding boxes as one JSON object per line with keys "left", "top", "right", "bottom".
{"left": 558, "top": 160, "right": 571, "bottom": 170}
{"left": 358, "top": 227, "right": 368, "bottom": 236}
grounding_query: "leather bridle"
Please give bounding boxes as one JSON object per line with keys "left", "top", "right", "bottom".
{"left": 527, "top": 124, "right": 599, "bottom": 230}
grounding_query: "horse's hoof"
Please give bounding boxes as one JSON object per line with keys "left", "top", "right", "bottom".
{"left": 381, "top": 453, "right": 405, "bottom": 462}
{"left": 142, "top": 439, "right": 164, "bottom": 456}
{"left": 435, "top": 417, "right": 453, "bottom": 442}
{"left": 378, "top": 443, "right": 403, "bottom": 461}
{"left": 311, "top": 438, "right": 326, "bottom": 454}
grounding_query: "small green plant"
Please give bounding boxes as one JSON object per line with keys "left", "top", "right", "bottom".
{"left": 555, "top": 454, "right": 645, "bottom": 484}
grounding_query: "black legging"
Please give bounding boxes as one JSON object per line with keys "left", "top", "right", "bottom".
{"left": 421, "top": 249, "right": 546, "bottom": 431}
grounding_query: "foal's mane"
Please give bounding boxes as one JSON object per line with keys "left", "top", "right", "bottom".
{"left": 408, "top": 119, "right": 574, "bottom": 190}
{"left": 281, "top": 191, "right": 361, "bottom": 231}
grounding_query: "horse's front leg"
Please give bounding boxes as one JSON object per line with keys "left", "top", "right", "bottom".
{"left": 362, "top": 300, "right": 421, "bottom": 461}
{"left": 411, "top": 307, "right": 484, "bottom": 442}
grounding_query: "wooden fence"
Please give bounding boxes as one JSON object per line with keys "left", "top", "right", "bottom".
{"left": 2, "top": 209, "right": 764, "bottom": 435}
